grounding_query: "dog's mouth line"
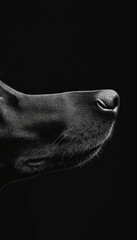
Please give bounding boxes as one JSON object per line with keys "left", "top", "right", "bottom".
{"left": 23, "top": 145, "right": 101, "bottom": 168}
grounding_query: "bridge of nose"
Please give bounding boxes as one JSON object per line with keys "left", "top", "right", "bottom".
{"left": 69, "top": 89, "right": 119, "bottom": 105}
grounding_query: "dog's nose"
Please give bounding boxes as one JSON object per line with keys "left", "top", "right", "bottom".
{"left": 96, "top": 90, "right": 120, "bottom": 115}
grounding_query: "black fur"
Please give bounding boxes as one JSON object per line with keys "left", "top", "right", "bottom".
{"left": 0, "top": 80, "right": 120, "bottom": 189}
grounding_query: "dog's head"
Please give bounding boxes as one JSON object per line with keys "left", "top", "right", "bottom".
{"left": 0, "top": 81, "right": 120, "bottom": 188}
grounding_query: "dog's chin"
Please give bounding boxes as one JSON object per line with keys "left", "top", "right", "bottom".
{"left": 65, "top": 145, "right": 102, "bottom": 169}
{"left": 76, "top": 145, "right": 102, "bottom": 167}
{"left": 22, "top": 145, "right": 102, "bottom": 174}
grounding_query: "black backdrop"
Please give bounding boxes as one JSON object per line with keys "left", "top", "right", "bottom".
{"left": 0, "top": 2, "right": 136, "bottom": 239}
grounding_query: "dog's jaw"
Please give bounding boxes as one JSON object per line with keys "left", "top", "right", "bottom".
{"left": 0, "top": 81, "right": 120, "bottom": 189}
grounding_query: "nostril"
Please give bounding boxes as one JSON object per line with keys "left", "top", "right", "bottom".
{"left": 96, "top": 90, "right": 120, "bottom": 112}
{"left": 96, "top": 99, "right": 108, "bottom": 109}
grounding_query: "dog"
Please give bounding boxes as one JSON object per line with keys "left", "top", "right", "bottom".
{"left": 0, "top": 80, "right": 120, "bottom": 190}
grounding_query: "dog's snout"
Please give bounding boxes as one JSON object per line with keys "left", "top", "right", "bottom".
{"left": 96, "top": 90, "right": 120, "bottom": 115}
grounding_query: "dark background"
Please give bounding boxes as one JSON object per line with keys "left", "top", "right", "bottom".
{"left": 0, "top": 2, "right": 135, "bottom": 239}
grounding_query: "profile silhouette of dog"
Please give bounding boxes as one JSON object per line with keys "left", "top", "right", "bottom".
{"left": 0, "top": 80, "right": 120, "bottom": 190}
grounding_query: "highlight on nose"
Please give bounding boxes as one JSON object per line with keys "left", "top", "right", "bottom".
{"left": 96, "top": 90, "right": 120, "bottom": 115}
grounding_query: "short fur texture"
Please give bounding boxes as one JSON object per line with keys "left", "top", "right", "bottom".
{"left": 0, "top": 81, "right": 120, "bottom": 189}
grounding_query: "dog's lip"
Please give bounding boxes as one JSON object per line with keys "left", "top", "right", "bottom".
{"left": 23, "top": 145, "right": 102, "bottom": 168}
{"left": 24, "top": 159, "right": 45, "bottom": 168}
